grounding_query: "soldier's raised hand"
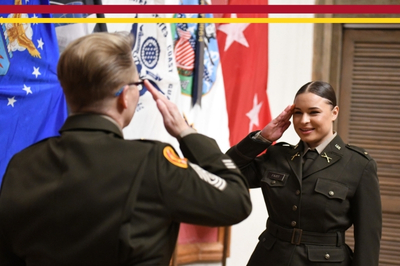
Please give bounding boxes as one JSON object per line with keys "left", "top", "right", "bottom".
{"left": 260, "top": 104, "right": 294, "bottom": 142}
{"left": 145, "top": 80, "right": 190, "bottom": 138}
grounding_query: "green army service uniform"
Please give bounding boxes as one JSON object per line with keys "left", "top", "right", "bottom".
{"left": 226, "top": 131, "right": 381, "bottom": 266}
{"left": 0, "top": 114, "right": 252, "bottom": 266}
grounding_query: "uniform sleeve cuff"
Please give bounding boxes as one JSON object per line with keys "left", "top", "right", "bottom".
{"left": 252, "top": 131, "right": 272, "bottom": 145}
{"left": 179, "top": 127, "right": 197, "bottom": 139}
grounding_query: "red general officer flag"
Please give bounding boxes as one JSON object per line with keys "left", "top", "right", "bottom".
{"left": 217, "top": 0, "right": 271, "bottom": 147}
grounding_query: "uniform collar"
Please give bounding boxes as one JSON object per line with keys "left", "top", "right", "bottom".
{"left": 289, "top": 134, "right": 345, "bottom": 181}
{"left": 99, "top": 114, "right": 123, "bottom": 136}
{"left": 59, "top": 113, "right": 124, "bottom": 139}
{"left": 303, "top": 132, "right": 337, "bottom": 155}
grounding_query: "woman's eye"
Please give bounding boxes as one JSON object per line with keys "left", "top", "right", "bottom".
{"left": 293, "top": 111, "right": 302, "bottom": 115}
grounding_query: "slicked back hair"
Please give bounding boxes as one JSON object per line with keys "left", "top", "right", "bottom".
{"left": 294, "top": 81, "right": 337, "bottom": 108}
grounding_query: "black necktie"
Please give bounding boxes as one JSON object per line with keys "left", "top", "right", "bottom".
{"left": 303, "top": 150, "right": 319, "bottom": 172}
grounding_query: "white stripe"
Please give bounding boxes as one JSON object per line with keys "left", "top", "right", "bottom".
{"left": 189, "top": 163, "right": 227, "bottom": 191}
{"left": 222, "top": 159, "right": 237, "bottom": 169}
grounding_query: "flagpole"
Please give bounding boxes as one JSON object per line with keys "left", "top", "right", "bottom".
{"left": 93, "top": 0, "right": 108, "bottom": 32}
{"left": 191, "top": 0, "right": 205, "bottom": 107}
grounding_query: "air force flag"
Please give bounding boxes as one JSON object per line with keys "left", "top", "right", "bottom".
{"left": 0, "top": 0, "right": 68, "bottom": 183}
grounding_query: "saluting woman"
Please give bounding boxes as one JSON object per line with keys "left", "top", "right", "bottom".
{"left": 227, "top": 81, "right": 381, "bottom": 265}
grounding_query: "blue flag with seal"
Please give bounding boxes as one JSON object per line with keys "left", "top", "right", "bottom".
{"left": 0, "top": 0, "right": 68, "bottom": 183}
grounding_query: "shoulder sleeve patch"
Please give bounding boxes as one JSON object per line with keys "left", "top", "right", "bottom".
{"left": 163, "top": 146, "right": 188, "bottom": 168}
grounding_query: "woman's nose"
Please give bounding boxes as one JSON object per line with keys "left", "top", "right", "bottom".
{"left": 301, "top": 114, "right": 310, "bottom": 124}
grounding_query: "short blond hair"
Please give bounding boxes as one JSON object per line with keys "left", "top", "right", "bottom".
{"left": 57, "top": 32, "right": 136, "bottom": 111}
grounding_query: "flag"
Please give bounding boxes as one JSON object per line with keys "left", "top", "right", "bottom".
{"left": 173, "top": 0, "right": 230, "bottom": 153}
{"left": 102, "top": 0, "right": 182, "bottom": 151}
{"left": 217, "top": 0, "right": 271, "bottom": 147}
{"left": 0, "top": 0, "right": 68, "bottom": 183}
{"left": 51, "top": 0, "right": 107, "bottom": 53}
{"left": 172, "top": 0, "right": 230, "bottom": 249}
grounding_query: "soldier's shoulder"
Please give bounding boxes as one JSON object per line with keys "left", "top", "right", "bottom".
{"left": 129, "top": 138, "right": 162, "bottom": 145}
{"left": 274, "top": 142, "right": 297, "bottom": 149}
{"left": 136, "top": 138, "right": 161, "bottom": 144}
{"left": 127, "top": 138, "right": 167, "bottom": 150}
{"left": 345, "top": 144, "right": 373, "bottom": 160}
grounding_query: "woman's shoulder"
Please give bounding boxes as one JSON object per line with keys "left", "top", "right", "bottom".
{"left": 271, "top": 141, "right": 299, "bottom": 152}
{"left": 345, "top": 143, "right": 373, "bottom": 161}
{"left": 274, "top": 141, "right": 296, "bottom": 148}
{"left": 331, "top": 134, "right": 374, "bottom": 161}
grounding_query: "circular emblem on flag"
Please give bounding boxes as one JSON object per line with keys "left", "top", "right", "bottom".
{"left": 141, "top": 37, "right": 160, "bottom": 70}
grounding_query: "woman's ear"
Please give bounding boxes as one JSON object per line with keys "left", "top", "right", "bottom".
{"left": 332, "top": 106, "right": 339, "bottom": 121}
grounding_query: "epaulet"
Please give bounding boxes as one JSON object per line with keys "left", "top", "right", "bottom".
{"left": 138, "top": 139, "right": 155, "bottom": 142}
{"left": 346, "top": 144, "right": 372, "bottom": 160}
{"left": 136, "top": 138, "right": 161, "bottom": 144}
{"left": 275, "top": 142, "right": 294, "bottom": 148}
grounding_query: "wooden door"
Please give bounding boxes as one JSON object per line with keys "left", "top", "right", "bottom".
{"left": 338, "top": 29, "right": 400, "bottom": 265}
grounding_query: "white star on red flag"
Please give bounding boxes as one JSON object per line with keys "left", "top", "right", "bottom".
{"left": 246, "top": 94, "right": 263, "bottom": 133}
{"left": 217, "top": 14, "right": 250, "bottom": 51}
{"left": 217, "top": 0, "right": 271, "bottom": 146}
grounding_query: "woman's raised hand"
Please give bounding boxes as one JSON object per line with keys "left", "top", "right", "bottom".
{"left": 260, "top": 104, "right": 294, "bottom": 142}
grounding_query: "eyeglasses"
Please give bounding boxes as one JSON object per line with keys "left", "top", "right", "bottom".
{"left": 114, "top": 80, "right": 145, "bottom": 96}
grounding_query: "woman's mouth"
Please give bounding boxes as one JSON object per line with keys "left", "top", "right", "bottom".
{"left": 300, "top": 128, "right": 314, "bottom": 134}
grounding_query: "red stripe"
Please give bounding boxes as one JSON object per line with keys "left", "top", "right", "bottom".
{"left": 176, "top": 52, "right": 194, "bottom": 62}
{"left": 176, "top": 48, "right": 193, "bottom": 57}
{"left": 1, "top": 5, "right": 400, "bottom": 14}
{"left": 180, "top": 54, "right": 195, "bottom": 64}
{"left": 177, "top": 28, "right": 191, "bottom": 39}
{"left": 176, "top": 49, "right": 194, "bottom": 61}
{"left": 180, "top": 59, "right": 194, "bottom": 67}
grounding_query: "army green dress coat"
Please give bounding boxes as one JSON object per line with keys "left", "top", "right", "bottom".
{"left": 226, "top": 132, "right": 381, "bottom": 266}
{"left": 0, "top": 114, "right": 252, "bottom": 266}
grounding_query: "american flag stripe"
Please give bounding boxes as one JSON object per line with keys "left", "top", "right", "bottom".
{"left": 174, "top": 27, "right": 195, "bottom": 70}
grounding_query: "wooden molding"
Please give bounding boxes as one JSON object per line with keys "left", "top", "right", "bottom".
{"left": 170, "top": 227, "right": 230, "bottom": 265}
